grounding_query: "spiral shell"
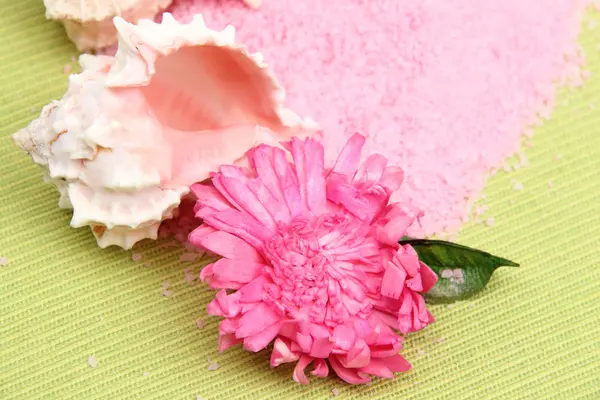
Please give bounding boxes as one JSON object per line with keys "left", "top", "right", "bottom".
{"left": 13, "top": 14, "right": 317, "bottom": 249}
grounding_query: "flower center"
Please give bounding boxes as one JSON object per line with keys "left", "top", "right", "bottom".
{"left": 262, "top": 215, "right": 378, "bottom": 326}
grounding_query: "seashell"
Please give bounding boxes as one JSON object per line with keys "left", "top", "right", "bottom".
{"left": 43, "top": 0, "right": 174, "bottom": 51}
{"left": 13, "top": 14, "right": 317, "bottom": 250}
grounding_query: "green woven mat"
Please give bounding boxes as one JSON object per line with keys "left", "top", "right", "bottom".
{"left": 1, "top": 2, "right": 599, "bottom": 399}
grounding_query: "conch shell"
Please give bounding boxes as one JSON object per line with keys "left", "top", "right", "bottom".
{"left": 13, "top": 14, "right": 317, "bottom": 249}
{"left": 43, "top": 0, "right": 173, "bottom": 51}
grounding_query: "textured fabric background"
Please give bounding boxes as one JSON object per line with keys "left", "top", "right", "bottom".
{"left": 0, "top": 2, "right": 599, "bottom": 399}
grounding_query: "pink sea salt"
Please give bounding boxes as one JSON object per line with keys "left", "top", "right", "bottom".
{"left": 158, "top": 0, "right": 592, "bottom": 236}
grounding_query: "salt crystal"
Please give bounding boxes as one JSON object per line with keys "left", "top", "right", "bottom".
{"left": 513, "top": 182, "right": 524, "bottom": 191}
{"left": 88, "top": 356, "right": 99, "bottom": 368}
{"left": 440, "top": 269, "right": 454, "bottom": 279}
{"left": 132, "top": 253, "right": 142, "bottom": 262}
{"left": 503, "top": 165, "right": 512, "bottom": 172}
{"left": 548, "top": 181, "right": 554, "bottom": 188}
{"left": 196, "top": 396, "right": 203, "bottom": 400}
{"left": 196, "top": 319, "right": 205, "bottom": 330}
{"left": 475, "top": 205, "right": 488, "bottom": 216}
{"left": 417, "top": 349, "right": 427, "bottom": 356}
{"left": 433, "top": 337, "right": 445, "bottom": 344}
{"left": 555, "top": 153, "right": 563, "bottom": 160}
{"left": 331, "top": 388, "right": 340, "bottom": 396}
{"left": 485, "top": 217, "right": 495, "bottom": 227}
{"left": 161, "top": 290, "right": 173, "bottom": 298}
{"left": 161, "top": 281, "right": 171, "bottom": 289}
{"left": 184, "top": 242, "right": 198, "bottom": 253}
{"left": 63, "top": 64, "right": 72, "bottom": 74}
{"left": 208, "top": 362, "right": 220, "bottom": 371}
{"left": 143, "top": 261, "right": 152, "bottom": 268}
{"left": 185, "top": 269, "right": 197, "bottom": 284}
{"left": 143, "top": 372, "right": 149, "bottom": 377}
{"left": 180, "top": 253, "right": 199, "bottom": 262}
{"left": 0, "top": 257, "right": 8, "bottom": 267}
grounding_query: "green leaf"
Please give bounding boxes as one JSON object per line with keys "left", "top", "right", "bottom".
{"left": 398, "top": 239, "right": 519, "bottom": 304}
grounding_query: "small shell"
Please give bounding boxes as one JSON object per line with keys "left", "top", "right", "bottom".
{"left": 13, "top": 14, "right": 317, "bottom": 249}
{"left": 43, "top": 0, "right": 174, "bottom": 51}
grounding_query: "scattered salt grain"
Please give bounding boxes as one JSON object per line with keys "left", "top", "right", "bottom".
{"left": 475, "top": 205, "right": 488, "bottom": 216}
{"left": 555, "top": 153, "right": 563, "bottom": 160}
{"left": 143, "top": 372, "right": 149, "bottom": 377}
{"left": 485, "top": 217, "right": 495, "bottom": 227}
{"left": 132, "top": 253, "right": 142, "bottom": 262}
{"left": 440, "top": 269, "right": 454, "bottom": 279}
{"left": 161, "top": 281, "right": 171, "bottom": 289}
{"left": 433, "top": 337, "right": 445, "bottom": 344}
{"left": 185, "top": 269, "right": 197, "bottom": 285}
{"left": 548, "top": 181, "right": 554, "bottom": 188}
{"left": 196, "top": 396, "right": 203, "bottom": 400}
{"left": 196, "top": 319, "right": 205, "bottom": 330}
{"left": 503, "top": 165, "right": 512, "bottom": 173}
{"left": 365, "top": 381, "right": 373, "bottom": 387}
{"left": 513, "top": 182, "right": 524, "bottom": 191}
{"left": 331, "top": 388, "right": 340, "bottom": 397}
{"left": 417, "top": 349, "right": 427, "bottom": 357}
{"left": 88, "top": 356, "right": 99, "bottom": 368}
{"left": 208, "top": 362, "right": 220, "bottom": 371}
{"left": 161, "top": 290, "right": 174, "bottom": 298}
{"left": 143, "top": 261, "right": 152, "bottom": 268}
{"left": 0, "top": 257, "right": 8, "bottom": 267}
{"left": 63, "top": 64, "right": 72, "bottom": 74}
{"left": 180, "top": 253, "right": 199, "bottom": 262}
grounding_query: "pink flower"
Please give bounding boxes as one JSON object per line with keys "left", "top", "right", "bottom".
{"left": 189, "top": 134, "right": 438, "bottom": 385}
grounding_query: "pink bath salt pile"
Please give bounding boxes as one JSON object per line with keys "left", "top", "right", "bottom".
{"left": 161, "top": 0, "right": 592, "bottom": 236}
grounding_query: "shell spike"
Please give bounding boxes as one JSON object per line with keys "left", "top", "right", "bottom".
{"left": 191, "top": 14, "right": 206, "bottom": 28}
{"left": 219, "top": 25, "right": 236, "bottom": 46}
{"left": 161, "top": 13, "right": 176, "bottom": 24}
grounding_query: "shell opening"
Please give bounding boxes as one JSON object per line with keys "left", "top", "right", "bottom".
{"left": 140, "top": 45, "right": 284, "bottom": 132}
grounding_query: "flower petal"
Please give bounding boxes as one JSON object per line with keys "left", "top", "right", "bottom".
{"left": 309, "top": 338, "right": 334, "bottom": 358}
{"left": 271, "top": 337, "right": 300, "bottom": 367}
{"left": 191, "top": 183, "right": 232, "bottom": 211}
{"left": 197, "top": 207, "right": 270, "bottom": 249}
{"left": 208, "top": 290, "right": 242, "bottom": 317}
{"left": 238, "top": 275, "right": 269, "bottom": 303}
{"left": 293, "top": 355, "right": 314, "bottom": 385}
{"left": 211, "top": 258, "right": 265, "bottom": 284}
{"left": 359, "top": 359, "right": 394, "bottom": 379}
{"left": 332, "top": 324, "right": 356, "bottom": 351}
{"left": 331, "top": 133, "right": 365, "bottom": 176}
{"left": 380, "top": 262, "right": 407, "bottom": 299}
{"left": 249, "top": 145, "right": 287, "bottom": 204}
{"left": 353, "top": 154, "right": 387, "bottom": 183}
{"left": 329, "top": 355, "right": 371, "bottom": 384}
{"left": 382, "top": 354, "right": 412, "bottom": 372}
{"left": 219, "top": 333, "right": 242, "bottom": 352}
{"left": 236, "top": 303, "right": 281, "bottom": 339}
{"left": 189, "top": 229, "right": 263, "bottom": 262}
{"left": 420, "top": 261, "right": 438, "bottom": 293}
{"left": 273, "top": 147, "right": 303, "bottom": 217}
{"left": 311, "top": 358, "right": 329, "bottom": 378}
{"left": 343, "top": 340, "right": 371, "bottom": 369}
{"left": 243, "top": 321, "right": 282, "bottom": 352}
{"left": 302, "top": 138, "right": 327, "bottom": 213}
{"left": 380, "top": 166, "right": 404, "bottom": 193}
{"left": 215, "top": 175, "right": 277, "bottom": 232}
